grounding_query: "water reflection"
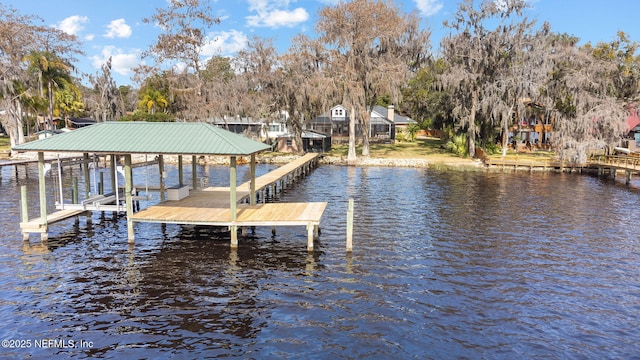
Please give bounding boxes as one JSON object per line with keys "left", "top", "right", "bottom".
{"left": 1, "top": 163, "right": 639, "bottom": 358}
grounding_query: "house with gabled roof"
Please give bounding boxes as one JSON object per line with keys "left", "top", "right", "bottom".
{"left": 310, "top": 104, "right": 414, "bottom": 143}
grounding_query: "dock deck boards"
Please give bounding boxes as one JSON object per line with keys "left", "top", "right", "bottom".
{"left": 131, "top": 153, "right": 326, "bottom": 227}
{"left": 130, "top": 200, "right": 327, "bottom": 226}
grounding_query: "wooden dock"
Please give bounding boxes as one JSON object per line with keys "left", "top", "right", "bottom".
{"left": 20, "top": 152, "right": 325, "bottom": 250}
{"left": 19, "top": 209, "right": 86, "bottom": 238}
{"left": 130, "top": 153, "right": 325, "bottom": 250}
{"left": 587, "top": 154, "right": 640, "bottom": 184}
{"left": 486, "top": 154, "right": 640, "bottom": 184}
{"left": 485, "top": 157, "right": 585, "bottom": 172}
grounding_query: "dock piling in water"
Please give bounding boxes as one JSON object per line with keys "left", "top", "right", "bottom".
{"left": 346, "top": 198, "right": 354, "bottom": 252}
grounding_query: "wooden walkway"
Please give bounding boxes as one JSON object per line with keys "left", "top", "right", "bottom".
{"left": 589, "top": 154, "right": 640, "bottom": 171}
{"left": 485, "top": 157, "right": 585, "bottom": 172}
{"left": 485, "top": 153, "right": 640, "bottom": 184}
{"left": 20, "top": 209, "right": 86, "bottom": 237}
{"left": 0, "top": 155, "right": 91, "bottom": 169}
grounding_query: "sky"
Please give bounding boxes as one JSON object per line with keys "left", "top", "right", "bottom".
{"left": 3, "top": 0, "right": 640, "bottom": 86}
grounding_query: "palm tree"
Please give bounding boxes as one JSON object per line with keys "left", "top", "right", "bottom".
{"left": 137, "top": 88, "right": 168, "bottom": 115}
{"left": 24, "top": 51, "right": 74, "bottom": 131}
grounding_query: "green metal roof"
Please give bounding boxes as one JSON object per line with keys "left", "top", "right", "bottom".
{"left": 12, "top": 122, "right": 271, "bottom": 156}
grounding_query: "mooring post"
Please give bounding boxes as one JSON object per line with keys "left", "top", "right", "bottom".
{"left": 99, "top": 172, "right": 104, "bottom": 195}
{"left": 230, "top": 156, "right": 238, "bottom": 248}
{"left": 250, "top": 153, "right": 256, "bottom": 205}
{"left": 72, "top": 177, "right": 78, "bottom": 204}
{"left": 159, "top": 155, "right": 165, "bottom": 202}
{"left": 307, "top": 221, "right": 314, "bottom": 252}
{"left": 346, "top": 198, "right": 354, "bottom": 252}
{"left": 125, "top": 154, "right": 135, "bottom": 243}
{"left": 178, "top": 155, "right": 184, "bottom": 187}
{"left": 192, "top": 155, "right": 198, "bottom": 190}
{"left": 110, "top": 154, "right": 117, "bottom": 195}
{"left": 37, "top": 152, "right": 47, "bottom": 227}
{"left": 83, "top": 153, "right": 90, "bottom": 197}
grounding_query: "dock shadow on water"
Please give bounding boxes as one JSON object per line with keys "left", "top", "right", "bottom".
{"left": 1, "top": 163, "right": 640, "bottom": 358}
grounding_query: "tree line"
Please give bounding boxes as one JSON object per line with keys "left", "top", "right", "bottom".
{"left": 1, "top": 0, "right": 638, "bottom": 164}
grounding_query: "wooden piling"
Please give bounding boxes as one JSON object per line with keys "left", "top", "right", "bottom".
{"left": 125, "top": 154, "right": 135, "bottom": 243}
{"left": 159, "top": 155, "right": 165, "bottom": 202}
{"left": 346, "top": 198, "right": 354, "bottom": 252}
{"left": 37, "top": 152, "right": 47, "bottom": 226}
{"left": 192, "top": 155, "right": 198, "bottom": 190}
{"left": 72, "top": 177, "right": 78, "bottom": 204}
{"left": 307, "top": 221, "right": 314, "bottom": 252}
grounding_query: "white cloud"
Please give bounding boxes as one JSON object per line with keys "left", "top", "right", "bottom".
{"left": 414, "top": 0, "right": 444, "bottom": 17}
{"left": 104, "top": 19, "right": 132, "bottom": 38}
{"left": 200, "top": 30, "right": 249, "bottom": 57}
{"left": 91, "top": 46, "right": 140, "bottom": 76}
{"left": 57, "top": 15, "right": 89, "bottom": 35}
{"left": 246, "top": 0, "right": 309, "bottom": 28}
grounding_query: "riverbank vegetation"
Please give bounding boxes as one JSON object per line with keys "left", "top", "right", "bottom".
{"left": 1, "top": 0, "right": 638, "bottom": 165}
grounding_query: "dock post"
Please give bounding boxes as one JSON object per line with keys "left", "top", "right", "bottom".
{"left": 20, "top": 185, "right": 29, "bottom": 241}
{"left": 72, "top": 177, "right": 78, "bottom": 204}
{"left": 99, "top": 172, "right": 104, "bottom": 195}
{"left": 192, "top": 155, "right": 198, "bottom": 190}
{"left": 307, "top": 221, "right": 314, "bottom": 252}
{"left": 159, "top": 155, "right": 165, "bottom": 202}
{"left": 178, "top": 155, "right": 184, "bottom": 187}
{"left": 125, "top": 154, "right": 135, "bottom": 243}
{"left": 37, "top": 152, "right": 47, "bottom": 233}
{"left": 346, "top": 198, "right": 354, "bottom": 252}
{"left": 230, "top": 156, "right": 238, "bottom": 248}
{"left": 626, "top": 170, "right": 631, "bottom": 185}
{"left": 83, "top": 153, "right": 90, "bottom": 197}
{"left": 250, "top": 154, "right": 256, "bottom": 205}
{"left": 110, "top": 154, "right": 117, "bottom": 194}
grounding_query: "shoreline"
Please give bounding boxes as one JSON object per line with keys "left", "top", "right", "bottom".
{"left": 3, "top": 151, "right": 528, "bottom": 172}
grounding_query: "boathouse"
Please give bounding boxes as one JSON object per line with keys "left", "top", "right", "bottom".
{"left": 12, "top": 122, "right": 326, "bottom": 250}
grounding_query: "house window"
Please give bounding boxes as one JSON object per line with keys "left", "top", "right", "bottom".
{"left": 286, "top": 139, "right": 292, "bottom": 147}
{"left": 269, "top": 124, "right": 281, "bottom": 132}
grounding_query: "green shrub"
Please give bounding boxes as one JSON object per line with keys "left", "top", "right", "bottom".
{"left": 444, "top": 133, "right": 468, "bottom": 157}
{"left": 484, "top": 141, "right": 502, "bottom": 155}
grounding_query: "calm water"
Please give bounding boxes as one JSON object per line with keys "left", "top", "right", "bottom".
{"left": 0, "top": 162, "right": 639, "bottom": 359}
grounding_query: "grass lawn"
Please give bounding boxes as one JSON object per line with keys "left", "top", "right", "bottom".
{"left": 485, "top": 149, "right": 557, "bottom": 163}
{"left": 325, "top": 137, "right": 556, "bottom": 164}
{"left": 0, "top": 137, "right": 9, "bottom": 151}
{"left": 328, "top": 137, "right": 463, "bottom": 160}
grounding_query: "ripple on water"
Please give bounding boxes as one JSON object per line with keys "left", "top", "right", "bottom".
{"left": 0, "top": 165, "right": 639, "bottom": 358}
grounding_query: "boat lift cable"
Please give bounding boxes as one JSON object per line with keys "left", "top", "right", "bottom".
{"left": 145, "top": 154, "right": 149, "bottom": 200}
{"left": 57, "top": 155, "right": 64, "bottom": 210}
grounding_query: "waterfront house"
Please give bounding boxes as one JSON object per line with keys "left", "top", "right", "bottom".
{"left": 310, "top": 104, "right": 402, "bottom": 143}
